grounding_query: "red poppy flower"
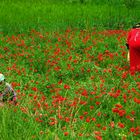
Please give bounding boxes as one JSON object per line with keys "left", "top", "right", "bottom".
{"left": 64, "top": 132, "right": 69, "bottom": 136}
{"left": 64, "top": 84, "right": 70, "bottom": 89}
{"left": 118, "top": 122, "right": 125, "bottom": 128}
{"left": 130, "top": 127, "right": 135, "bottom": 132}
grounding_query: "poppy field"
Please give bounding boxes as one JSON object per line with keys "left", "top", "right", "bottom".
{"left": 0, "top": 0, "right": 140, "bottom": 140}
{"left": 0, "top": 27, "right": 140, "bottom": 140}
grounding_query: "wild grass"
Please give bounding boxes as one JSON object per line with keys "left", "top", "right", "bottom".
{"left": 0, "top": 0, "right": 140, "bottom": 34}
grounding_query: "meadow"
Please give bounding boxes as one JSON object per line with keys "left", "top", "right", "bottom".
{"left": 0, "top": 0, "right": 140, "bottom": 140}
{"left": 0, "top": 0, "right": 140, "bottom": 34}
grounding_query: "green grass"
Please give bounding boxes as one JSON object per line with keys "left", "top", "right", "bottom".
{"left": 0, "top": 0, "right": 140, "bottom": 34}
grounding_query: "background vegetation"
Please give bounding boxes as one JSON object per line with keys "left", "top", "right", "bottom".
{"left": 0, "top": 0, "right": 140, "bottom": 34}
